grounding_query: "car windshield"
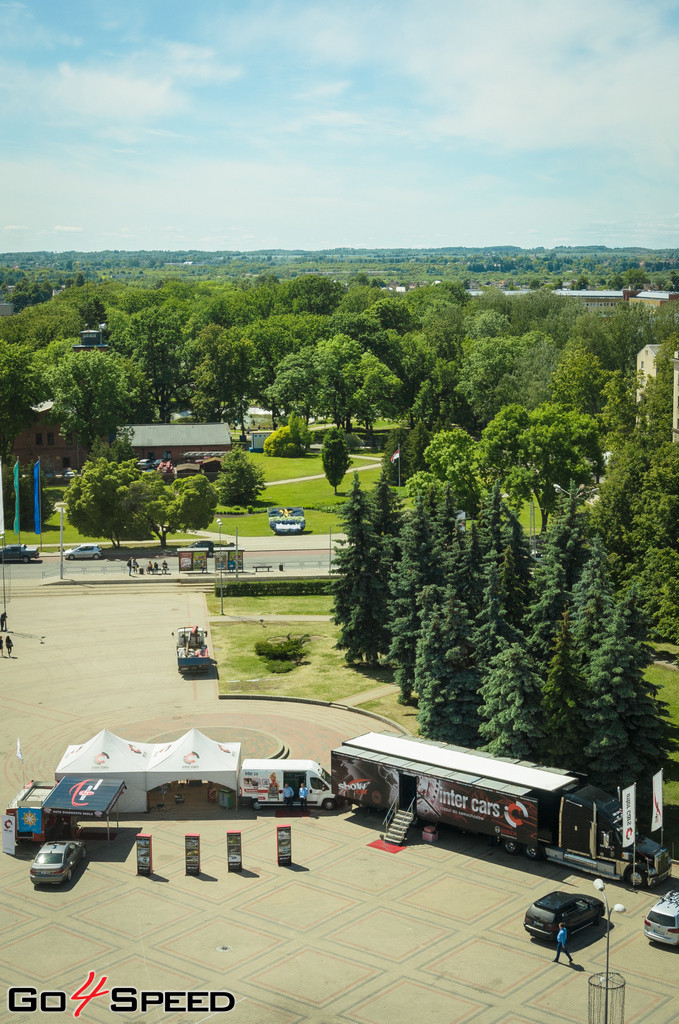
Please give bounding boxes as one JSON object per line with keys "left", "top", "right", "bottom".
{"left": 36, "top": 852, "right": 63, "bottom": 865}
{"left": 534, "top": 892, "right": 569, "bottom": 910}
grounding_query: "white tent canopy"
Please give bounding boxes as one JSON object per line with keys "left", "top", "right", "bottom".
{"left": 55, "top": 729, "right": 241, "bottom": 812}
{"left": 55, "top": 729, "right": 154, "bottom": 812}
{"left": 147, "top": 729, "right": 241, "bottom": 790}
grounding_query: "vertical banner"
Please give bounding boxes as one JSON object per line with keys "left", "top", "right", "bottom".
{"left": 0, "top": 457, "right": 4, "bottom": 535}
{"left": 621, "top": 783, "right": 636, "bottom": 848}
{"left": 651, "top": 770, "right": 663, "bottom": 831}
{"left": 13, "top": 459, "right": 19, "bottom": 535}
{"left": 136, "top": 833, "right": 152, "bottom": 875}
{"left": 33, "top": 461, "right": 41, "bottom": 535}
{"left": 227, "top": 831, "right": 242, "bottom": 872}
{"left": 276, "top": 824, "right": 292, "bottom": 866}
{"left": 2, "top": 814, "right": 16, "bottom": 855}
{"left": 185, "top": 833, "right": 201, "bottom": 875}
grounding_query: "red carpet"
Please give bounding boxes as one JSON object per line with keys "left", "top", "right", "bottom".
{"left": 367, "top": 839, "right": 406, "bottom": 854}
{"left": 274, "top": 808, "right": 310, "bottom": 818}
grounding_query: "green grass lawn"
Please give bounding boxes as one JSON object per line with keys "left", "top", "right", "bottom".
{"left": 212, "top": 620, "right": 396, "bottom": 703}
{"left": 646, "top": 662, "right": 679, "bottom": 852}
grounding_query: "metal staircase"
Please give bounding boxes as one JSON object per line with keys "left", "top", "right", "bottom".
{"left": 382, "top": 798, "right": 416, "bottom": 846}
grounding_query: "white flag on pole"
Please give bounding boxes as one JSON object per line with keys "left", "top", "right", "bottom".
{"left": 621, "top": 783, "right": 636, "bottom": 848}
{"left": 651, "top": 770, "right": 663, "bottom": 831}
{"left": 16, "top": 738, "right": 23, "bottom": 763}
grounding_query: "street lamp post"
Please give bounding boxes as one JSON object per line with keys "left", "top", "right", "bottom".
{"left": 56, "top": 502, "right": 65, "bottom": 580}
{"left": 593, "top": 878, "right": 626, "bottom": 1024}
{"left": 217, "top": 518, "right": 223, "bottom": 616}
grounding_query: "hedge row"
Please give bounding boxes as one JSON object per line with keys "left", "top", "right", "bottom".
{"left": 215, "top": 578, "right": 332, "bottom": 597}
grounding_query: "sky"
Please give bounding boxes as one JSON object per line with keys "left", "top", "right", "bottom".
{"left": 2, "top": 0, "right": 679, "bottom": 253}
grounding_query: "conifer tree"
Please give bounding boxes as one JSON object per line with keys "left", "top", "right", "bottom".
{"left": 459, "top": 521, "right": 485, "bottom": 623}
{"left": 388, "top": 493, "right": 441, "bottom": 704}
{"left": 476, "top": 481, "right": 504, "bottom": 565}
{"left": 472, "top": 561, "right": 522, "bottom": 675}
{"left": 570, "top": 534, "right": 614, "bottom": 668}
{"left": 405, "top": 420, "right": 431, "bottom": 476}
{"left": 526, "top": 550, "right": 568, "bottom": 666}
{"left": 500, "top": 510, "right": 534, "bottom": 629}
{"left": 612, "top": 587, "right": 668, "bottom": 782}
{"left": 332, "top": 473, "right": 388, "bottom": 664}
{"left": 370, "top": 468, "right": 404, "bottom": 540}
{"left": 478, "top": 642, "right": 545, "bottom": 760}
{"left": 416, "top": 585, "right": 480, "bottom": 746}
{"left": 542, "top": 610, "right": 589, "bottom": 770}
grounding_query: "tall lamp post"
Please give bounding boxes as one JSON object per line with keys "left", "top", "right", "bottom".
{"left": 56, "top": 502, "right": 65, "bottom": 581}
{"left": 593, "top": 878, "right": 626, "bottom": 1024}
{"left": 217, "top": 518, "right": 223, "bottom": 616}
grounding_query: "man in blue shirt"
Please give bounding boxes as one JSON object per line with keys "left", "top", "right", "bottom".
{"left": 283, "top": 784, "right": 294, "bottom": 807}
{"left": 298, "top": 784, "right": 308, "bottom": 810}
{"left": 553, "top": 921, "right": 574, "bottom": 964}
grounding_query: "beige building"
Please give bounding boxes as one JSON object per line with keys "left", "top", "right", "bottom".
{"left": 635, "top": 344, "right": 679, "bottom": 443}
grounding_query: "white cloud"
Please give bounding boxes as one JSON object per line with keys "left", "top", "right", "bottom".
{"left": 53, "top": 224, "right": 82, "bottom": 232}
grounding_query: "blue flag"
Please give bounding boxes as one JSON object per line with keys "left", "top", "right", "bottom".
{"left": 34, "top": 460, "right": 41, "bottom": 535}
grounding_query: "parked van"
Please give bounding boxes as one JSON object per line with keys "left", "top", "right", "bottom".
{"left": 240, "top": 759, "right": 336, "bottom": 810}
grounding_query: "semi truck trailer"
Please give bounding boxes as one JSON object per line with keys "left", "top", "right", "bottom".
{"left": 331, "top": 732, "right": 672, "bottom": 888}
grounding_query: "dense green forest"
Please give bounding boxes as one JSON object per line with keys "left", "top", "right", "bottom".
{"left": 1, "top": 261, "right": 679, "bottom": 645}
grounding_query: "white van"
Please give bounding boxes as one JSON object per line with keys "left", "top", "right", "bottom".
{"left": 239, "top": 759, "right": 336, "bottom": 810}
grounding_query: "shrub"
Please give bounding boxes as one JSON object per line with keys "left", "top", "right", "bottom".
{"left": 216, "top": 449, "right": 266, "bottom": 505}
{"left": 216, "top": 579, "right": 331, "bottom": 597}
{"left": 254, "top": 634, "right": 310, "bottom": 666}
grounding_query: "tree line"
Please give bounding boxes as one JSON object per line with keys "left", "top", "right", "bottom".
{"left": 332, "top": 475, "right": 668, "bottom": 798}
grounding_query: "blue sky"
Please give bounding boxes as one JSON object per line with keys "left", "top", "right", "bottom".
{"left": 2, "top": 0, "right": 679, "bottom": 252}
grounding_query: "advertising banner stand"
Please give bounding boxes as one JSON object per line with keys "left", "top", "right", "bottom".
{"left": 2, "top": 814, "right": 16, "bottom": 855}
{"left": 136, "top": 833, "right": 152, "bottom": 876}
{"left": 276, "top": 825, "right": 292, "bottom": 866}
{"left": 227, "top": 831, "right": 242, "bottom": 872}
{"left": 185, "top": 833, "right": 201, "bottom": 875}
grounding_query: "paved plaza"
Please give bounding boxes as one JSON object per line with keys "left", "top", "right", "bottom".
{"left": 0, "top": 576, "right": 677, "bottom": 1024}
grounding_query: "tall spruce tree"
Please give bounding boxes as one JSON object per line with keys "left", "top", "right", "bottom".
{"left": 542, "top": 609, "right": 589, "bottom": 770}
{"left": 332, "top": 473, "right": 388, "bottom": 664}
{"left": 416, "top": 585, "right": 480, "bottom": 746}
{"left": 388, "top": 493, "right": 440, "bottom": 704}
{"left": 459, "top": 522, "right": 485, "bottom": 623}
{"left": 472, "top": 561, "right": 522, "bottom": 677}
{"left": 478, "top": 642, "right": 545, "bottom": 760}
{"left": 500, "top": 510, "right": 534, "bottom": 630}
{"left": 615, "top": 587, "right": 668, "bottom": 782}
{"left": 570, "top": 534, "right": 614, "bottom": 669}
{"left": 526, "top": 551, "right": 568, "bottom": 666}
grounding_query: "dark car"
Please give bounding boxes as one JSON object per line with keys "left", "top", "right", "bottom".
{"left": 189, "top": 540, "right": 214, "bottom": 555}
{"left": 30, "top": 841, "right": 87, "bottom": 886}
{"left": 524, "top": 890, "right": 605, "bottom": 940}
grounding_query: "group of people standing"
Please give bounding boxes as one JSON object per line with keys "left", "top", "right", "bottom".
{"left": 126, "top": 558, "right": 169, "bottom": 576}
{"left": 283, "top": 783, "right": 309, "bottom": 810}
{"left": 0, "top": 611, "right": 12, "bottom": 657}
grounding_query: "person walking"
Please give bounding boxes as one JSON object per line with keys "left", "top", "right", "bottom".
{"left": 283, "top": 784, "right": 294, "bottom": 808}
{"left": 298, "top": 783, "right": 308, "bottom": 811}
{"left": 0, "top": 610, "right": 7, "bottom": 630}
{"left": 0, "top": 635, "right": 4, "bottom": 656}
{"left": 5, "top": 635, "right": 13, "bottom": 658}
{"left": 126, "top": 558, "right": 133, "bottom": 576}
{"left": 553, "top": 921, "right": 574, "bottom": 964}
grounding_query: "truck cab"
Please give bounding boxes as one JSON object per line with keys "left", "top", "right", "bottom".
{"left": 240, "top": 759, "right": 336, "bottom": 810}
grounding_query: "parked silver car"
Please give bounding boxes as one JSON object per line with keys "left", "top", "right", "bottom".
{"left": 644, "top": 891, "right": 679, "bottom": 946}
{"left": 64, "top": 544, "right": 103, "bottom": 560}
{"left": 30, "top": 841, "right": 87, "bottom": 886}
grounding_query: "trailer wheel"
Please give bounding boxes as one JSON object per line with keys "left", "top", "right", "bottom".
{"left": 502, "top": 838, "right": 521, "bottom": 855}
{"left": 321, "top": 798, "right": 335, "bottom": 811}
{"left": 524, "top": 844, "right": 540, "bottom": 860}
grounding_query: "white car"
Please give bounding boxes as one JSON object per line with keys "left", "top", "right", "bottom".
{"left": 644, "top": 891, "right": 679, "bottom": 946}
{"left": 64, "top": 544, "right": 103, "bottom": 560}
